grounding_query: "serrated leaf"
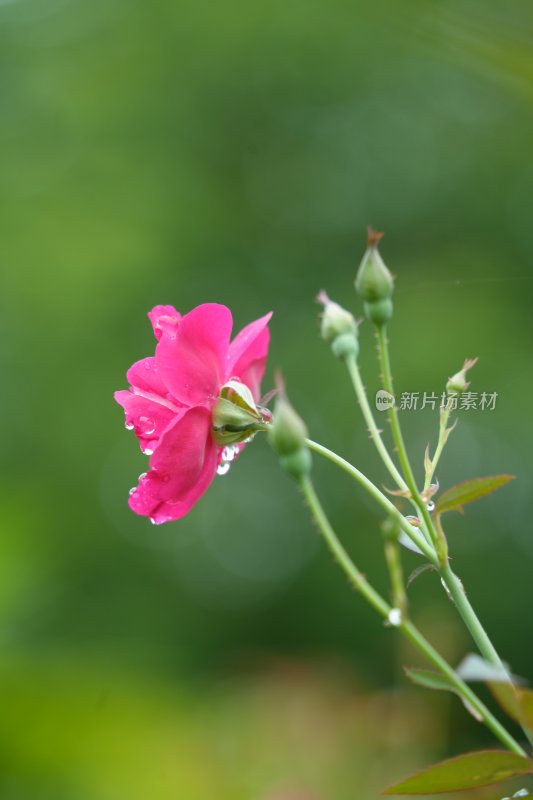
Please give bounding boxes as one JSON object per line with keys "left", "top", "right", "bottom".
{"left": 384, "top": 750, "right": 533, "bottom": 795}
{"left": 435, "top": 475, "right": 515, "bottom": 515}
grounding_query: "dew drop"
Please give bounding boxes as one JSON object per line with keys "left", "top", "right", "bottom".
{"left": 387, "top": 608, "right": 402, "bottom": 626}
{"left": 138, "top": 472, "right": 147, "bottom": 481}
{"left": 426, "top": 500, "right": 435, "bottom": 512}
{"left": 128, "top": 487, "right": 136, "bottom": 496}
{"left": 143, "top": 447, "right": 154, "bottom": 456}
{"left": 138, "top": 416, "right": 156, "bottom": 435}
{"left": 217, "top": 462, "right": 231, "bottom": 476}
{"left": 125, "top": 422, "right": 134, "bottom": 431}
{"left": 149, "top": 516, "right": 157, "bottom": 525}
{"left": 221, "top": 445, "right": 237, "bottom": 463}
{"left": 513, "top": 790, "right": 530, "bottom": 798}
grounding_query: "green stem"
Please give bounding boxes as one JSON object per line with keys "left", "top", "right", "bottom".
{"left": 375, "top": 325, "right": 420, "bottom": 495}
{"left": 440, "top": 563, "right": 504, "bottom": 667}
{"left": 305, "top": 438, "right": 437, "bottom": 563}
{"left": 401, "top": 621, "right": 526, "bottom": 756}
{"left": 344, "top": 353, "right": 408, "bottom": 492}
{"left": 374, "top": 325, "right": 533, "bottom": 745}
{"left": 376, "top": 325, "right": 446, "bottom": 558}
{"left": 424, "top": 402, "right": 453, "bottom": 492}
{"left": 299, "top": 476, "right": 526, "bottom": 757}
{"left": 375, "top": 327, "right": 510, "bottom": 659}
{"left": 384, "top": 535, "right": 408, "bottom": 618}
{"left": 344, "top": 351, "right": 433, "bottom": 548}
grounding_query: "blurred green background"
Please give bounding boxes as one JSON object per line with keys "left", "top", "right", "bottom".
{"left": 2, "top": 0, "right": 533, "bottom": 797}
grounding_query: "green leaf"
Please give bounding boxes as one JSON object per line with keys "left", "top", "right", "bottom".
{"left": 404, "top": 668, "right": 483, "bottom": 722}
{"left": 490, "top": 685, "right": 533, "bottom": 736}
{"left": 435, "top": 475, "right": 515, "bottom": 515}
{"left": 383, "top": 750, "right": 533, "bottom": 795}
{"left": 405, "top": 668, "right": 455, "bottom": 692}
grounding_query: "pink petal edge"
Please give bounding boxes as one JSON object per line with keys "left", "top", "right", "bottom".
{"left": 155, "top": 303, "right": 233, "bottom": 406}
{"left": 148, "top": 305, "right": 182, "bottom": 340}
{"left": 128, "top": 405, "right": 219, "bottom": 523}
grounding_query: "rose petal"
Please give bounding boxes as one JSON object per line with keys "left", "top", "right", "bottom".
{"left": 148, "top": 305, "right": 181, "bottom": 340}
{"left": 156, "top": 303, "right": 233, "bottom": 406}
{"left": 226, "top": 312, "right": 272, "bottom": 399}
{"left": 128, "top": 405, "right": 219, "bottom": 522}
{"left": 126, "top": 357, "right": 168, "bottom": 397}
{"left": 114, "top": 389, "right": 181, "bottom": 454}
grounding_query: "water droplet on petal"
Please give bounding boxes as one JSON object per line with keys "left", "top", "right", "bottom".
{"left": 426, "top": 500, "right": 435, "bottom": 512}
{"left": 217, "top": 462, "right": 231, "bottom": 476}
{"left": 144, "top": 361, "right": 151, "bottom": 370}
{"left": 129, "top": 487, "right": 136, "bottom": 496}
{"left": 149, "top": 516, "right": 157, "bottom": 524}
{"left": 125, "top": 422, "right": 134, "bottom": 431}
{"left": 221, "top": 445, "right": 237, "bottom": 462}
{"left": 138, "top": 416, "right": 156, "bottom": 435}
{"left": 138, "top": 472, "right": 147, "bottom": 481}
{"left": 143, "top": 447, "right": 154, "bottom": 456}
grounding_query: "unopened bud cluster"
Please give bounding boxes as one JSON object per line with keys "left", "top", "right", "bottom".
{"left": 354, "top": 227, "right": 394, "bottom": 325}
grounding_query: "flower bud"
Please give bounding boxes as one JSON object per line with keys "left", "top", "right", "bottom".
{"left": 446, "top": 357, "right": 478, "bottom": 395}
{"left": 317, "top": 290, "right": 359, "bottom": 360}
{"left": 269, "top": 393, "right": 308, "bottom": 457}
{"left": 213, "top": 380, "right": 271, "bottom": 445}
{"left": 355, "top": 227, "right": 394, "bottom": 303}
{"left": 363, "top": 298, "right": 393, "bottom": 326}
{"left": 268, "top": 375, "right": 311, "bottom": 479}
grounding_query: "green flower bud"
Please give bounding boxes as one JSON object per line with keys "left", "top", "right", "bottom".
{"left": 268, "top": 375, "right": 312, "bottom": 480}
{"left": 317, "top": 290, "right": 359, "bottom": 360}
{"left": 317, "top": 290, "right": 357, "bottom": 343}
{"left": 363, "top": 298, "right": 393, "bottom": 326}
{"left": 269, "top": 393, "right": 307, "bottom": 456}
{"left": 355, "top": 227, "right": 394, "bottom": 303}
{"left": 446, "top": 357, "right": 478, "bottom": 395}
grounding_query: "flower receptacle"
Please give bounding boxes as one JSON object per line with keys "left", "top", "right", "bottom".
{"left": 213, "top": 380, "right": 272, "bottom": 445}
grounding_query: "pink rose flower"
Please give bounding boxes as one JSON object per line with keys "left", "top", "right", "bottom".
{"left": 115, "top": 303, "right": 272, "bottom": 524}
